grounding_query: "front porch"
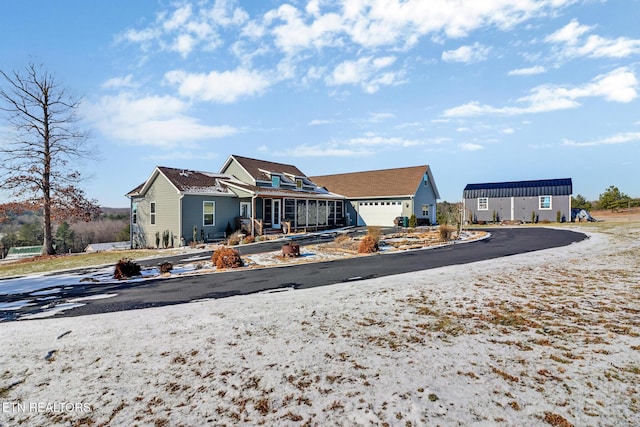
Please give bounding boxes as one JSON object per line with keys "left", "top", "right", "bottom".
{"left": 236, "top": 197, "right": 345, "bottom": 236}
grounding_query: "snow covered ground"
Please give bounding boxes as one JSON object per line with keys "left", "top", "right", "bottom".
{"left": 1, "top": 224, "right": 639, "bottom": 426}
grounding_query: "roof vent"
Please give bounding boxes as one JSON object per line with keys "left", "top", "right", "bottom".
{"left": 179, "top": 170, "right": 191, "bottom": 177}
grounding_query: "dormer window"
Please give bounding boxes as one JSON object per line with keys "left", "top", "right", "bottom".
{"left": 272, "top": 175, "right": 281, "bottom": 188}
{"left": 296, "top": 178, "right": 303, "bottom": 189}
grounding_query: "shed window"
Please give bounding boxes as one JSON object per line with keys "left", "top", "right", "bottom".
{"left": 203, "top": 201, "right": 215, "bottom": 226}
{"left": 150, "top": 202, "right": 156, "bottom": 225}
{"left": 422, "top": 204, "right": 430, "bottom": 216}
{"left": 478, "top": 198, "right": 488, "bottom": 211}
{"left": 132, "top": 203, "right": 138, "bottom": 225}
{"left": 539, "top": 196, "right": 552, "bottom": 210}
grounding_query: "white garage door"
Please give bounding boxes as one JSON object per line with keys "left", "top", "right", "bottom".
{"left": 357, "top": 201, "right": 403, "bottom": 226}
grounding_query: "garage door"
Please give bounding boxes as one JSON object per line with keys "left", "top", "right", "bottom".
{"left": 357, "top": 201, "right": 403, "bottom": 226}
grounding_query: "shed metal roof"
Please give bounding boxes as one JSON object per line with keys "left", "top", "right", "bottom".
{"left": 463, "top": 178, "right": 572, "bottom": 198}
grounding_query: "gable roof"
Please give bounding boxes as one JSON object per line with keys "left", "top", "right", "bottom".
{"left": 463, "top": 178, "right": 572, "bottom": 198}
{"left": 311, "top": 165, "right": 439, "bottom": 199}
{"left": 221, "top": 154, "right": 307, "bottom": 182}
{"left": 126, "top": 166, "right": 235, "bottom": 197}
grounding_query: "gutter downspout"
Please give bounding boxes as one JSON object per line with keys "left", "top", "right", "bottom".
{"left": 179, "top": 194, "right": 184, "bottom": 246}
{"left": 251, "top": 194, "right": 257, "bottom": 237}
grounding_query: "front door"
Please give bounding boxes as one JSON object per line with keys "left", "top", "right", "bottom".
{"left": 272, "top": 199, "right": 281, "bottom": 229}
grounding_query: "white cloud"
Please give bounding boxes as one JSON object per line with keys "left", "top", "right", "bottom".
{"left": 119, "top": 0, "right": 248, "bottom": 57}
{"left": 459, "top": 142, "right": 484, "bottom": 151}
{"left": 279, "top": 143, "right": 373, "bottom": 157}
{"left": 502, "top": 128, "right": 515, "bottom": 134}
{"left": 442, "top": 43, "right": 490, "bottom": 63}
{"left": 83, "top": 93, "right": 237, "bottom": 148}
{"left": 546, "top": 19, "right": 640, "bottom": 59}
{"left": 327, "top": 56, "right": 403, "bottom": 93}
{"left": 102, "top": 74, "right": 138, "bottom": 89}
{"left": 563, "top": 132, "right": 640, "bottom": 147}
{"left": 443, "top": 67, "right": 638, "bottom": 117}
{"left": 347, "top": 135, "right": 423, "bottom": 147}
{"left": 165, "top": 68, "right": 272, "bottom": 103}
{"left": 508, "top": 65, "right": 546, "bottom": 76}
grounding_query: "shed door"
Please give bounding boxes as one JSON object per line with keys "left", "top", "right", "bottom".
{"left": 358, "top": 202, "right": 402, "bottom": 226}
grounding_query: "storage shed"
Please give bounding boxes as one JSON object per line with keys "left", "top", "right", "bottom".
{"left": 463, "top": 178, "right": 572, "bottom": 223}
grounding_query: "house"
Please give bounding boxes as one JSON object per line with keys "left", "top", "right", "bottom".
{"left": 462, "top": 178, "right": 572, "bottom": 224}
{"left": 126, "top": 155, "right": 345, "bottom": 247}
{"left": 5, "top": 245, "right": 43, "bottom": 260}
{"left": 84, "top": 241, "right": 131, "bottom": 253}
{"left": 311, "top": 165, "right": 440, "bottom": 227}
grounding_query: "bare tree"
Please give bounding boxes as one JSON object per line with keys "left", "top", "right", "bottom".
{"left": 0, "top": 62, "right": 100, "bottom": 255}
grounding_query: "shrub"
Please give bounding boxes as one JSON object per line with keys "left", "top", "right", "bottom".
{"left": 242, "top": 235, "right": 255, "bottom": 244}
{"left": 225, "top": 222, "right": 234, "bottom": 237}
{"left": 530, "top": 212, "right": 537, "bottom": 224}
{"left": 212, "top": 247, "right": 244, "bottom": 269}
{"left": 366, "top": 226, "right": 382, "bottom": 244}
{"left": 358, "top": 235, "right": 379, "bottom": 254}
{"left": 159, "top": 262, "right": 173, "bottom": 274}
{"left": 408, "top": 214, "right": 418, "bottom": 228}
{"left": 114, "top": 258, "right": 141, "bottom": 279}
{"left": 439, "top": 225, "right": 455, "bottom": 241}
{"left": 155, "top": 231, "right": 160, "bottom": 248}
{"left": 556, "top": 210, "right": 562, "bottom": 223}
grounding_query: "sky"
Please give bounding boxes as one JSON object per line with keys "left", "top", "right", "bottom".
{"left": 1, "top": 0, "right": 639, "bottom": 207}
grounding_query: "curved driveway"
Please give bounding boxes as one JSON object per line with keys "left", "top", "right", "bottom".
{"left": 59, "top": 227, "right": 586, "bottom": 318}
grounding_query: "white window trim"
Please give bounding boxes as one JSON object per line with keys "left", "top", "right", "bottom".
{"left": 203, "top": 201, "right": 215, "bottom": 226}
{"left": 240, "top": 201, "right": 251, "bottom": 218}
{"left": 150, "top": 201, "right": 156, "bottom": 225}
{"left": 539, "top": 195, "right": 552, "bottom": 210}
{"left": 478, "top": 197, "right": 489, "bottom": 211}
{"left": 422, "top": 204, "right": 429, "bottom": 216}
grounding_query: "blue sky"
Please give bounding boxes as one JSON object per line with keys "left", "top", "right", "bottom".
{"left": 1, "top": 0, "right": 639, "bottom": 207}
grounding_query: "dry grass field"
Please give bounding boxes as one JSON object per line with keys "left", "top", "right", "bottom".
{"left": 1, "top": 221, "right": 639, "bottom": 426}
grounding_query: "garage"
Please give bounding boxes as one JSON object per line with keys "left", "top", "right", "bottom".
{"left": 357, "top": 201, "right": 403, "bottom": 226}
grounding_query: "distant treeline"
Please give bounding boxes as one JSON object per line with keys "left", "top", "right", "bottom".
{"left": 0, "top": 207, "right": 130, "bottom": 256}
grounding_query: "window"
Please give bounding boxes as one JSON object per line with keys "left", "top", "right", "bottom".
{"left": 284, "top": 199, "right": 296, "bottom": 222}
{"left": 203, "top": 201, "right": 215, "bottom": 226}
{"left": 478, "top": 198, "right": 488, "bottom": 211}
{"left": 295, "top": 178, "right": 303, "bottom": 189}
{"left": 424, "top": 173, "right": 429, "bottom": 186}
{"left": 539, "top": 196, "right": 552, "bottom": 210}
{"left": 150, "top": 202, "right": 156, "bottom": 225}
{"left": 422, "top": 204, "right": 429, "bottom": 216}
{"left": 240, "top": 202, "right": 251, "bottom": 218}
{"left": 132, "top": 203, "right": 138, "bottom": 224}
{"left": 272, "top": 175, "right": 281, "bottom": 188}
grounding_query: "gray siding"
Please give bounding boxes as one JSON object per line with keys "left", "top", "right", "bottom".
{"left": 132, "top": 173, "right": 180, "bottom": 248}
{"left": 181, "top": 195, "right": 239, "bottom": 243}
{"left": 411, "top": 178, "right": 438, "bottom": 223}
{"left": 221, "top": 160, "right": 254, "bottom": 184}
{"left": 464, "top": 195, "right": 571, "bottom": 223}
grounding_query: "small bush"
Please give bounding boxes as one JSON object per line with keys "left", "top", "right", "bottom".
{"left": 358, "top": 235, "right": 379, "bottom": 254}
{"left": 114, "top": 258, "right": 141, "bottom": 279}
{"left": 366, "top": 226, "right": 382, "bottom": 244}
{"left": 408, "top": 214, "right": 418, "bottom": 228}
{"left": 159, "top": 262, "right": 173, "bottom": 274}
{"left": 212, "top": 247, "right": 244, "bottom": 269}
{"left": 439, "top": 225, "right": 455, "bottom": 241}
{"left": 242, "top": 235, "right": 255, "bottom": 244}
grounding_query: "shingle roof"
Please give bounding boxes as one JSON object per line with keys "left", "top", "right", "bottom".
{"left": 463, "top": 178, "right": 572, "bottom": 198}
{"left": 311, "top": 165, "right": 434, "bottom": 198}
{"left": 230, "top": 155, "right": 307, "bottom": 182}
{"left": 126, "top": 166, "right": 234, "bottom": 197}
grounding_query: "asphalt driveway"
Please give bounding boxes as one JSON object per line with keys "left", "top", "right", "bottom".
{"left": 55, "top": 227, "right": 586, "bottom": 318}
